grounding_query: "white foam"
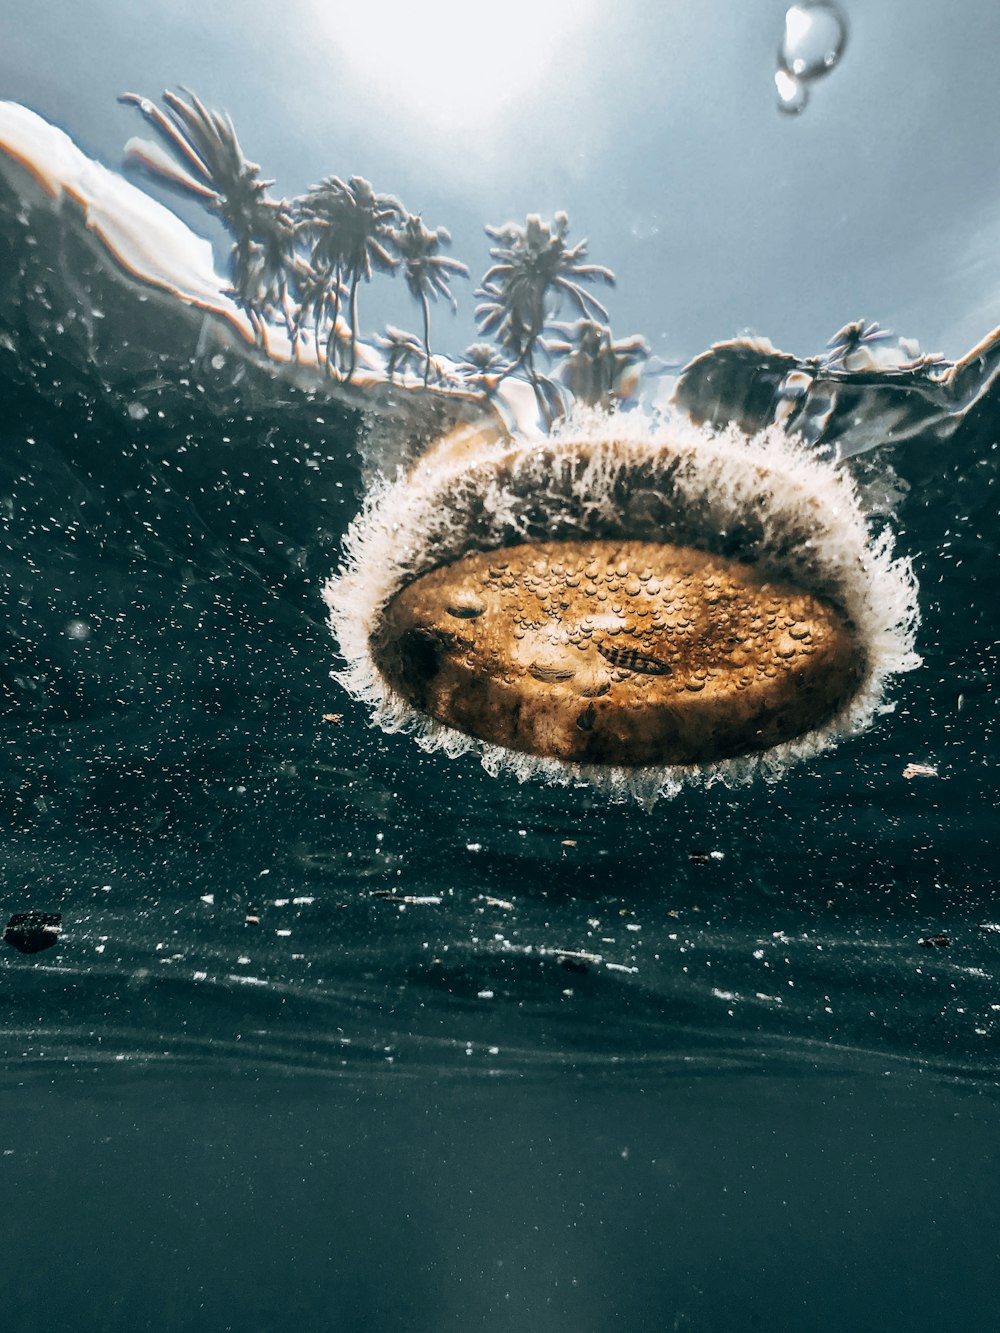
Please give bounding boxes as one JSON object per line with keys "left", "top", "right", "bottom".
{"left": 0, "top": 101, "right": 382, "bottom": 375}
{"left": 324, "top": 408, "right": 920, "bottom": 803}
{"left": 0, "top": 101, "right": 250, "bottom": 332}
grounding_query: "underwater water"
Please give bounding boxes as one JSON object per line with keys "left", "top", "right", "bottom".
{"left": 1, "top": 3, "right": 999, "bottom": 1329}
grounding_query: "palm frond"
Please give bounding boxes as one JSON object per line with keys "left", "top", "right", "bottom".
{"left": 120, "top": 89, "right": 297, "bottom": 338}
{"left": 549, "top": 319, "right": 650, "bottom": 406}
{"left": 294, "top": 174, "right": 404, "bottom": 380}
{"left": 474, "top": 211, "right": 616, "bottom": 401}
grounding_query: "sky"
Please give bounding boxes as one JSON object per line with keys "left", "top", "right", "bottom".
{"left": 3, "top": 0, "right": 1000, "bottom": 366}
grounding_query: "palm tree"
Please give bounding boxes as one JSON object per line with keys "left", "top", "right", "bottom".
{"left": 392, "top": 214, "right": 469, "bottom": 386}
{"left": 545, "top": 320, "right": 650, "bottom": 407}
{"left": 290, "top": 261, "right": 347, "bottom": 368}
{"left": 822, "top": 319, "right": 893, "bottom": 371}
{"left": 475, "top": 211, "right": 615, "bottom": 417}
{"left": 119, "top": 89, "right": 297, "bottom": 345}
{"left": 375, "top": 326, "right": 427, "bottom": 383}
{"left": 457, "top": 342, "right": 511, "bottom": 399}
{"left": 296, "top": 175, "right": 402, "bottom": 380}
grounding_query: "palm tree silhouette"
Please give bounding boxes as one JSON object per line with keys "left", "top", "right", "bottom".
{"left": 119, "top": 89, "right": 297, "bottom": 345}
{"left": 475, "top": 212, "right": 615, "bottom": 418}
{"left": 297, "top": 175, "right": 403, "bottom": 381}
{"left": 290, "top": 261, "right": 348, "bottom": 368}
{"left": 375, "top": 325, "right": 427, "bottom": 383}
{"left": 822, "top": 319, "right": 893, "bottom": 371}
{"left": 545, "top": 320, "right": 650, "bottom": 407}
{"left": 392, "top": 214, "right": 469, "bottom": 386}
{"left": 458, "top": 342, "right": 511, "bottom": 398}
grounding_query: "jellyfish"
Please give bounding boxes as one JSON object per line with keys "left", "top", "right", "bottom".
{"left": 324, "top": 409, "right": 920, "bottom": 802}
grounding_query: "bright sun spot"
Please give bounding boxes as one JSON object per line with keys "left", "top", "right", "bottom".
{"left": 318, "top": 0, "right": 599, "bottom": 138}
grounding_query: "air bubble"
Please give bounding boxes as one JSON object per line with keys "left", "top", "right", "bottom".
{"left": 775, "top": 68, "right": 808, "bottom": 115}
{"left": 776, "top": 4, "right": 848, "bottom": 114}
{"left": 781, "top": 3, "right": 848, "bottom": 79}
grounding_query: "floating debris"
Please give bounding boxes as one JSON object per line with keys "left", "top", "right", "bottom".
{"left": 554, "top": 948, "right": 602, "bottom": 968}
{"left": 3, "top": 911, "right": 62, "bottom": 954}
{"left": 370, "top": 892, "right": 443, "bottom": 905}
{"left": 903, "top": 762, "right": 939, "bottom": 780}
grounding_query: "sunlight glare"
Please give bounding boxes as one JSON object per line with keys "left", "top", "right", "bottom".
{"left": 317, "top": 0, "right": 599, "bottom": 138}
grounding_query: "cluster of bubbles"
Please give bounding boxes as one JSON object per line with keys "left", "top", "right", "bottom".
{"left": 775, "top": 2, "right": 849, "bottom": 115}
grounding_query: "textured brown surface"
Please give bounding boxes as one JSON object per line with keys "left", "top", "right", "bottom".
{"left": 372, "top": 540, "right": 864, "bottom": 766}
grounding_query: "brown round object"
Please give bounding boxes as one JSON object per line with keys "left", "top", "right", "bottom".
{"left": 371, "top": 540, "right": 864, "bottom": 766}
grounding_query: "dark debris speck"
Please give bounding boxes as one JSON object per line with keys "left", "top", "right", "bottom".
{"left": 4, "top": 911, "right": 62, "bottom": 955}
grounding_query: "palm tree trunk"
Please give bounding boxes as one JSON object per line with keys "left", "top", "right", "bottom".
{"left": 524, "top": 346, "right": 555, "bottom": 429}
{"left": 327, "top": 276, "right": 343, "bottom": 380}
{"left": 421, "top": 294, "right": 432, "bottom": 387}
{"left": 347, "top": 276, "right": 360, "bottom": 382}
{"left": 313, "top": 298, "right": 324, "bottom": 371}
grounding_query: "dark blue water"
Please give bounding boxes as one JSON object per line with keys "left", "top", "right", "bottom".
{"left": 1, "top": 99, "right": 999, "bottom": 1332}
